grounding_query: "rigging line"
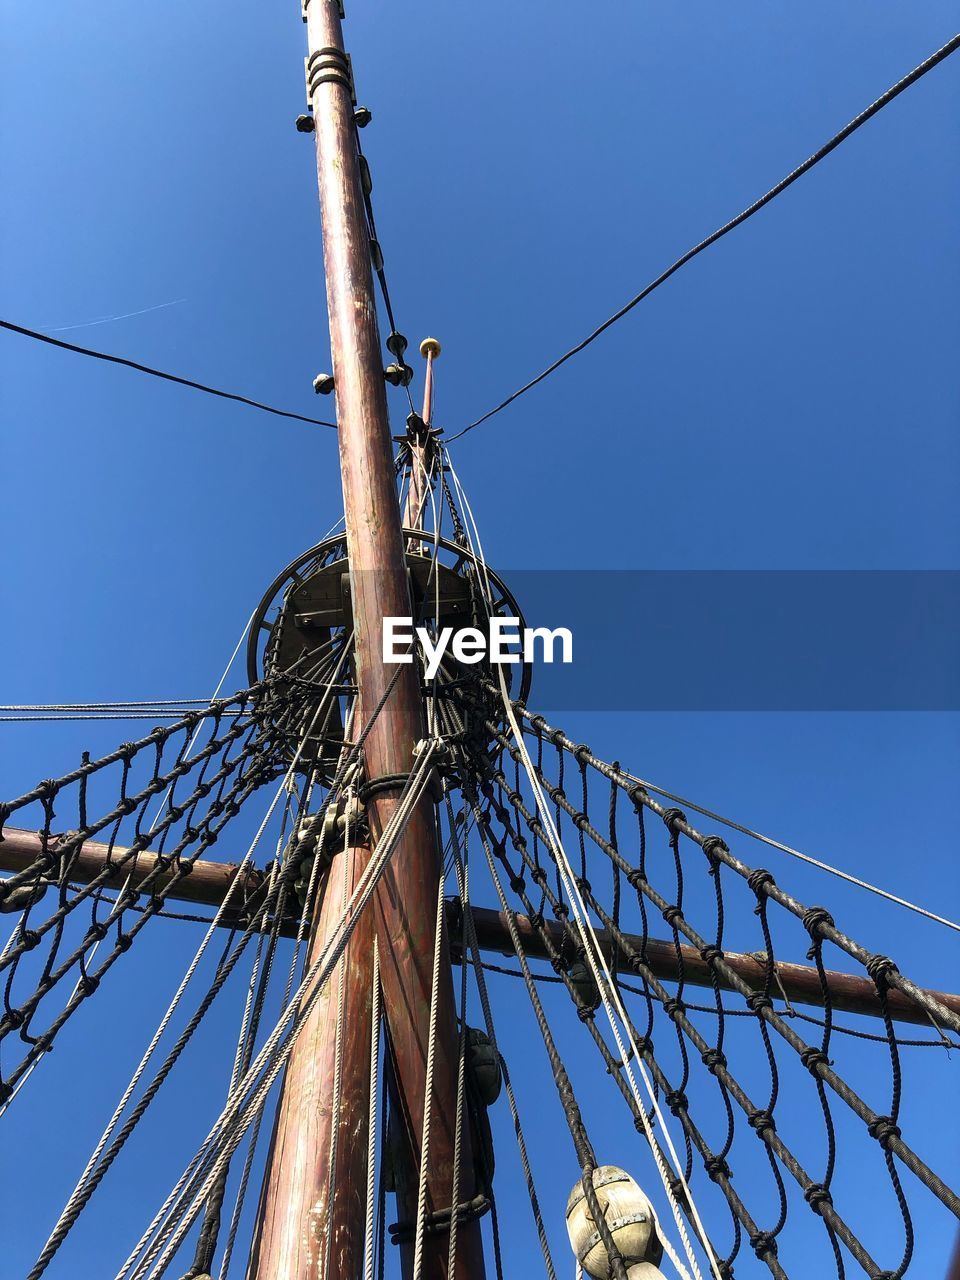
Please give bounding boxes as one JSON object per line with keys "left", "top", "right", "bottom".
{"left": 497, "top": 687, "right": 712, "bottom": 1280}
{"left": 131, "top": 743, "right": 443, "bottom": 1280}
{"left": 28, "top": 718, "right": 322, "bottom": 1280}
{"left": 355, "top": 134, "right": 416, "bottom": 416}
{"left": 474, "top": 959, "right": 960, "bottom": 1050}
{"left": 447, "top": 857, "right": 469, "bottom": 1276}
{"left": 608, "top": 763, "right": 960, "bottom": 937}
{"left": 219, "top": 769, "right": 323, "bottom": 1280}
{"left": 0, "top": 610, "right": 259, "bottom": 1097}
{"left": 111, "top": 721, "right": 353, "bottom": 1280}
{"left": 29, "top": 688, "right": 341, "bottom": 1278}
{"left": 448, "top": 30, "right": 960, "bottom": 441}
{"left": 0, "top": 701, "right": 221, "bottom": 711}
{"left": 0, "top": 712, "right": 248, "bottom": 722}
{"left": 444, "top": 463, "right": 714, "bottom": 1280}
{"left": 216, "top": 771, "right": 321, "bottom": 1280}
{"left": 412, "top": 872, "right": 448, "bottom": 1280}
{"left": 119, "top": 710, "right": 428, "bottom": 1277}
{"left": 322, "top": 800, "right": 353, "bottom": 1280}
{"left": 0, "top": 320, "right": 338, "bottom": 429}
{"left": 443, "top": 790, "right": 558, "bottom": 1280}
{"left": 505, "top": 699, "right": 960, "bottom": 937}
{"left": 363, "top": 941, "right": 381, "bottom": 1280}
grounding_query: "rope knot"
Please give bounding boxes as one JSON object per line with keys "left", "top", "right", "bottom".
{"left": 867, "top": 1115, "right": 902, "bottom": 1149}
{"left": 661, "top": 807, "right": 686, "bottom": 833}
{"left": 116, "top": 932, "right": 133, "bottom": 953}
{"left": 748, "top": 1109, "right": 776, "bottom": 1136}
{"left": 662, "top": 904, "right": 683, "bottom": 927}
{"left": 625, "top": 867, "right": 644, "bottom": 891}
{"left": 703, "top": 1155, "right": 731, "bottom": 1183}
{"left": 573, "top": 743, "right": 591, "bottom": 763}
{"left": 746, "top": 991, "right": 773, "bottom": 1013}
{"left": 573, "top": 813, "right": 590, "bottom": 833}
{"left": 748, "top": 1230, "right": 779, "bottom": 1260}
{"left": 665, "top": 1089, "right": 688, "bottom": 1115}
{"left": 803, "top": 1182, "right": 833, "bottom": 1212}
{"left": 699, "top": 944, "right": 724, "bottom": 969}
{"left": 20, "top": 929, "right": 41, "bottom": 952}
{"left": 801, "top": 905, "right": 834, "bottom": 938}
{"left": 508, "top": 875, "right": 525, "bottom": 895}
{"left": 627, "top": 784, "right": 648, "bottom": 811}
{"left": 662, "top": 997, "right": 685, "bottom": 1019}
{"left": 530, "top": 714, "right": 547, "bottom": 732}
{"left": 529, "top": 866, "right": 547, "bottom": 888}
{"left": 575, "top": 876, "right": 591, "bottom": 896}
{"left": 866, "top": 953, "right": 899, "bottom": 989}
{"left": 700, "top": 834, "right": 728, "bottom": 866}
{"left": 746, "top": 867, "right": 774, "bottom": 897}
{"left": 4, "top": 1008, "right": 25, "bottom": 1030}
{"left": 702, "top": 1048, "right": 727, "bottom": 1075}
{"left": 799, "top": 1046, "right": 829, "bottom": 1073}
{"left": 85, "top": 921, "right": 109, "bottom": 944}
{"left": 78, "top": 973, "right": 99, "bottom": 997}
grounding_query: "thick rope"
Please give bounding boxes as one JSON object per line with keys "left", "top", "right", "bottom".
{"left": 412, "top": 873, "right": 448, "bottom": 1280}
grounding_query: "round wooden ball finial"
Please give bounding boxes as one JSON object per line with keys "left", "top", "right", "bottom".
{"left": 419, "top": 337, "right": 442, "bottom": 360}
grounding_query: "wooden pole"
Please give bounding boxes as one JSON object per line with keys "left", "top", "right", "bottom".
{"left": 4, "top": 831, "right": 959, "bottom": 1028}
{"left": 289, "top": 4, "right": 484, "bottom": 1276}
{"left": 247, "top": 840, "right": 375, "bottom": 1278}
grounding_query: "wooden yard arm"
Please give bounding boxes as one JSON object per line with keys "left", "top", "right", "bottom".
{"left": 2, "top": 826, "right": 958, "bottom": 1029}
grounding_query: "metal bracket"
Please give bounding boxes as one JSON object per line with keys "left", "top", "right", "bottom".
{"left": 301, "top": 0, "right": 345, "bottom": 21}
{"left": 305, "top": 45, "right": 356, "bottom": 107}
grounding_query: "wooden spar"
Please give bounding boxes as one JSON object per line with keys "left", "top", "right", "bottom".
{"left": 0, "top": 826, "right": 267, "bottom": 910}
{"left": 4, "top": 830, "right": 958, "bottom": 1028}
{"left": 456, "top": 905, "right": 960, "bottom": 1030}
{"left": 247, "top": 840, "right": 374, "bottom": 1278}
{"left": 298, "top": 4, "right": 484, "bottom": 1277}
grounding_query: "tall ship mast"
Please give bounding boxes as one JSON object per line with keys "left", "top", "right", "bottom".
{"left": 1, "top": 6, "right": 959, "bottom": 1280}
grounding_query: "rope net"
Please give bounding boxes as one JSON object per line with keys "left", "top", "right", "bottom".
{"left": 434, "top": 677, "right": 960, "bottom": 1279}
{"left": 0, "top": 677, "right": 314, "bottom": 1103}
{"left": 1, "top": 480, "right": 957, "bottom": 1278}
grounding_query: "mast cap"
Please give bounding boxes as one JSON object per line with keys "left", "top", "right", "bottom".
{"left": 419, "top": 336, "right": 442, "bottom": 359}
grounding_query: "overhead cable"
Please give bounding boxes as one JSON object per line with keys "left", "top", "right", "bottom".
{"left": 449, "top": 31, "right": 960, "bottom": 440}
{"left": 0, "top": 320, "right": 337, "bottom": 429}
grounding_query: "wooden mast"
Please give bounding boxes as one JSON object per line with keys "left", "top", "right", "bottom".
{"left": 252, "top": 2, "right": 484, "bottom": 1276}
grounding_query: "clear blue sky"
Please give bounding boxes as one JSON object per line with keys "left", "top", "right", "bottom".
{"left": 2, "top": 2, "right": 958, "bottom": 1277}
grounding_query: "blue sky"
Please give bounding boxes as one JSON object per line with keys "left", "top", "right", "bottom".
{"left": 2, "top": 2, "right": 958, "bottom": 1277}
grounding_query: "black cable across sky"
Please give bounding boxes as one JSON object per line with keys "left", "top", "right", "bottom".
{"left": 448, "top": 30, "right": 960, "bottom": 442}
{"left": 0, "top": 320, "right": 338, "bottom": 429}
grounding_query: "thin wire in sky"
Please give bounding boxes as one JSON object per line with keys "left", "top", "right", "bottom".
{"left": 449, "top": 30, "right": 960, "bottom": 441}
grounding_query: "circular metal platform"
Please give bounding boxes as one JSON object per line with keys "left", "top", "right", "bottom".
{"left": 248, "top": 529, "right": 531, "bottom": 781}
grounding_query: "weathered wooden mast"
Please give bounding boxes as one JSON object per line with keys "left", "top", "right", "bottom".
{"left": 250, "top": 2, "right": 485, "bottom": 1276}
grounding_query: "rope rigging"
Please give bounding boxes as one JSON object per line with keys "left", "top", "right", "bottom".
{"left": 426, "top": 456, "right": 959, "bottom": 1279}
{"left": 448, "top": 30, "right": 960, "bottom": 441}
{"left": 3, "top": 440, "right": 957, "bottom": 1280}
{"left": 0, "top": 320, "right": 338, "bottom": 429}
